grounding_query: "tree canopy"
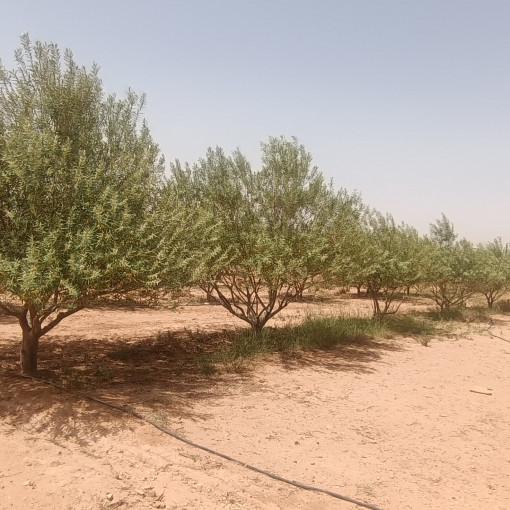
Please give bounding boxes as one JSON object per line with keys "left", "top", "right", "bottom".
{"left": 422, "top": 217, "right": 478, "bottom": 311}
{"left": 0, "top": 35, "right": 165, "bottom": 373}
{"left": 171, "top": 136, "right": 338, "bottom": 334}
{"left": 2, "top": 35, "right": 509, "bottom": 374}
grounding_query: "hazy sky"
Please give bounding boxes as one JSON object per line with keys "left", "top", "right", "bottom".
{"left": 1, "top": 0, "right": 509, "bottom": 242}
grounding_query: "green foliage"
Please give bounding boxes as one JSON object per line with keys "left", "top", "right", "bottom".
{"left": 380, "top": 314, "right": 436, "bottom": 336}
{"left": 473, "top": 238, "right": 510, "bottom": 308}
{"left": 2, "top": 36, "right": 508, "bottom": 375}
{"left": 0, "top": 35, "right": 171, "bottom": 373}
{"left": 195, "top": 355, "right": 218, "bottom": 375}
{"left": 285, "top": 315, "right": 385, "bottom": 348}
{"left": 148, "top": 183, "right": 225, "bottom": 292}
{"left": 1, "top": 35, "right": 163, "bottom": 303}
{"left": 171, "top": 136, "right": 339, "bottom": 334}
{"left": 202, "top": 314, "right": 385, "bottom": 370}
{"left": 421, "top": 216, "right": 479, "bottom": 311}
{"left": 96, "top": 364, "right": 115, "bottom": 381}
{"left": 333, "top": 209, "right": 424, "bottom": 316}
{"left": 429, "top": 213, "right": 457, "bottom": 248}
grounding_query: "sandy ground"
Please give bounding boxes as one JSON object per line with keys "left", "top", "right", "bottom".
{"left": 1, "top": 295, "right": 509, "bottom": 510}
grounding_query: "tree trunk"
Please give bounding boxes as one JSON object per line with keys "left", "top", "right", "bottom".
{"left": 249, "top": 318, "right": 268, "bottom": 338}
{"left": 372, "top": 297, "right": 381, "bottom": 317}
{"left": 294, "top": 280, "right": 307, "bottom": 302}
{"left": 20, "top": 329, "right": 40, "bottom": 375}
{"left": 367, "top": 286, "right": 381, "bottom": 317}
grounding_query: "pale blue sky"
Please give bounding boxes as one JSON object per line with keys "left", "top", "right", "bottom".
{"left": 1, "top": 0, "right": 509, "bottom": 243}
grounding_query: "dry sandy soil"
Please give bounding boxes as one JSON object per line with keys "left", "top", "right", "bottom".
{"left": 1, "top": 294, "right": 509, "bottom": 510}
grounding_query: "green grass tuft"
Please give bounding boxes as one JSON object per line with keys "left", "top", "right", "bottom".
{"left": 96, "top": 364, "right": 115, "bottom": 381}
{"left": 380, "top": 314, "right": 436, "bottom": 336}
{"left": 202, "top": 315, "right": 387, "bottom": 372}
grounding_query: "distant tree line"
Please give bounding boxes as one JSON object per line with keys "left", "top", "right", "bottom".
{"left": 1, "top": 36, "right": 509, "bottom": 374}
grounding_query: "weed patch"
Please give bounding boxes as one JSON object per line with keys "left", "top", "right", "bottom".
{"left": 381, "top": 314, "right": 435, "bottom": 336}
{"left": 96, "top": 364, "right": 115, "bottom": 381}
{"left": 202, "top": 315, "right": 387, "bottom": 371}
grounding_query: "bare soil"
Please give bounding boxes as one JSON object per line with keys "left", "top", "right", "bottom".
{"left": 1, "top": 295, "right": 509, "bottom": 510}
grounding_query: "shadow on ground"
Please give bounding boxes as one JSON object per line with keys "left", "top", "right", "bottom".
{"left": 0, "top": 376, "right": 130, "bottom": 447}
{"left": 275, "top": 337, "right": 401, "bottom": 373}
{"left": 0, "top": 313, "right": 17, "bottom": 326}
{"left": 0, "top": 324, "right": 404, "bottom": 442}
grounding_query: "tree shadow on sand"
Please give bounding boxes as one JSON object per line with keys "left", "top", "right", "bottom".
{"left": 0, "top": 325, "right": 405, "bottom": 442}
{"left": 0, "top": 313, "right": 17, "bottom": 326}
{"left": 0, "top": 376, "right": 130, "bottom": 447}
{"left": 275, "top": 337, "right": 402, "bottom": 373}
{"left": 0, "top": 329, "right": 253, "bottom": 442}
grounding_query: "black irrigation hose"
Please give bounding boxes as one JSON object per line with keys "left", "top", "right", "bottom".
{"left": 487, "top": 324, "right": 510, "bottom": 343}
{"left": 21, "top": 374, "right": 385, "bottom": 510}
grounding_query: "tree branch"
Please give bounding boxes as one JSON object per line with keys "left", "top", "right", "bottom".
{"left": 41, "top": 307, "right": 84, "bottom": 336}
{"left": 0, "top": 301, "right": 23, "bottom": 318}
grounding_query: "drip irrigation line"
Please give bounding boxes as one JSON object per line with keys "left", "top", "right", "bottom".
{"left": 487, "top": 324, "right": 510, "bottom": 343}
{"left": 21, "top": 374, "right": 385, "bottom": 510}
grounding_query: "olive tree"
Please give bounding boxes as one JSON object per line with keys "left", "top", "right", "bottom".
{"left": 0, "top": 36, "right": 169, "bottom": 374}
{"left": 171, "top": 137, "right": 335, "bottom": 335}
